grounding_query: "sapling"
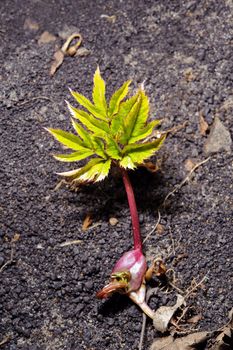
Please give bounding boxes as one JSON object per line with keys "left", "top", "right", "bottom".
{"left": 47, "top": 67, "right": 165, "bottom": 318}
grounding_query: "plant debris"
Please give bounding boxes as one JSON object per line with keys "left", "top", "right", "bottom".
{"left": 82, "top": 214, "right": 93, "bottom": 231}
{"left": 210, "top": 308, "right": 233, "bottom": 349}
{"left": 199, "top": 112, "right": 209, "bottom": 136}
{"left": 150, "top": 332, "right": 209, "bottom": 350}
{"left": 38, "top": 31, "right": 56, "bottom": 44}
{"left": 50, "top": 33, "right": 83, "bottom": 76}
{"left": 100, "top": 14, "right": 117, "bottom": 23}
{"left": 23, "top": 18, "right": 39, "bottom": 31}
{"left": 153, "top": 294, "right": 185, "bottom": 332}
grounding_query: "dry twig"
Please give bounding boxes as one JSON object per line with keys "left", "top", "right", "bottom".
{"left": 143, "top": 210, "right": 161, "bottom": 244}
{"left": 163, "top": 157, "right": 211, "bottom": 207}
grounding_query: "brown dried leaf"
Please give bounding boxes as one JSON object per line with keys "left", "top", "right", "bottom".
{"left": 82, "top": 214, "right": 93, "bottom": 231}
{"left": 184, "top": 158, "right": 196, "bottom": 172}
{"left": 210, "top": 308, "right": 233, "bottom": 350}
{"left": 156, "top": 223, "right": 164, "bottom": 235}
{"left": 140, "top": 161, "right": 160, "bottom": 173}
{"left": 12, "top": 233, "right": 20, "bottom": 242}
{"left": 187, "top": 314, "right": 202, "bottom": 324}
{"left": 199, "top": 113, "right": 209, "bottom": 136}
{"left": 50, "top": 49, "right": 64, "bottom": 76}
{"left": 184, "top": 68, "right": 195, "bottom": 82}
{"left": 153, "top": 294, "right": 185, "bottom": 332}
{"left": 75, "top": 47, "right": 91, "bottom": 57}
{"left": 23, "top": 18, "right": 39, "bottom": 31}
{"left": 150, "top": 332, "right": 209, "bottom": 350}
{"left": 38, "top": 31, "right": 56, "bottom": 44}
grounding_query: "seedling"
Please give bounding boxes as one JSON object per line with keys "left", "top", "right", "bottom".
{"left": 47, "top": 67, "right": 165, "bottom": 318}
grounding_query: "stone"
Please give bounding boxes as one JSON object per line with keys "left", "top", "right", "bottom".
{"left": 204, "top": 116, "right": 232, "bottom": 154}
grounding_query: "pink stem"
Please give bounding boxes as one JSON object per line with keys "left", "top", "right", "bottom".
{"left": 120, "top": 168, "right": 142, "bottom": 251}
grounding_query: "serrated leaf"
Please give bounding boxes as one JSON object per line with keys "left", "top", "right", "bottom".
{"left": 119, "top": 155, "right": 136, "bottom": 170}
{"left": 70, "top": 89, "right": 106, "bottom": 121}
{"left": 71, "top": 119, "right": 93, "bottom": 148}
{"left": 122, "top": 135, "right": 166, "bottom": 164}
{"left": 57, "top": 158, "right": 103, "bottom": 178}
{"left": 129, "top": 120, "right": 160, "bottom": 144}
{"left": 92, "top": 67, "right": 107, "bottom": 116}
{"left": 73, "top": 158, "right": 111, "bottom": 183}
{"left": 92, "top": 137, "right": 107, "bottom": 159}
{"left": 121, "top": 93, "right": 142, "bottom": 144}
{"left": 67, "top": 102, "right": 109, "bottom": 136}
{"left": 130, "top": 89, "right": 149, "bottom": 136}
{"left": 54, "top": 150, "right": 93, "bottom": 162}
{"left": 106, "top": 136, "right": 122, "bottom": 160}
{"left": 109, "top": 80, "right": 131, "bottom": 118}
{"left": 46, "top": 128, "right": 85, "bottom": 150}
{"left": 111, "top": 93, "right": 138, "bottom": 138}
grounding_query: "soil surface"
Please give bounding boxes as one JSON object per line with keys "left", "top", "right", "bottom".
{"left": 0, "top": 1, "right": 232, "bottom": 349}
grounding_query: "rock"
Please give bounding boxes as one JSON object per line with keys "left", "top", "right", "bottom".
{"left": 109, "top": 217, "right": 118, "bottom": 226}
{"left": 204, "top": 116, "right": 232, "bottom": 154}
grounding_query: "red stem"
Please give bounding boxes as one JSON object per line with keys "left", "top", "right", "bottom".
{"left": 120, "top": 168, "right": 142, "bottom": 251}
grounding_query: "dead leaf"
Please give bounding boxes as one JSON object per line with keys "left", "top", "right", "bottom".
{"left": 109, "top": 217, "right": 118, "bottom": 226}
{"left": 82, "top": 214, "right": 93, "bottom": 231}
{"left": 49, "top": 49, "right": 64, "bottom": 76}
{"left": 140, "top": 161, "right": 160, "bottom": 173}
{"left": 153, "top": 294, "right": 185, "bottom": 332}
{"left": 75, "top": 47, "right": 91, "bottom": 57}
{"left": 187, "top": 314, "right": 202, "bottom": 324}
{"left": 210, "top": 308, "right": 233, "bottom": 349}
{"left": 156, "top": 223, "right": 164, "bottom": 235}
{"left": 12, "top": 233, "right": 20, "bottom": 242}
{"left": 184, "top": 158, "right": 196, "bottom": 172}
{"left": 100, "top": 14, "right": 117, "bottom": 23}
{"left": 23, "top": 18, "right": 39, "bottom": 31}
{"left": 38, "top": 31, "right": 56, "bottom": 44}
{"left": 184, "top": 68, "right": 195, "bottom": 82}
{"left": 150, "top": 332, "right": 209, "bottom": 350}
{"left": 199, "top": 113, "right": 209, "bottom": 136}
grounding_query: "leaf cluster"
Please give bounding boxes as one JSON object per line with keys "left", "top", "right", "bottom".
{"left": 47, "top": 67, "right": 165, "bottom": 183}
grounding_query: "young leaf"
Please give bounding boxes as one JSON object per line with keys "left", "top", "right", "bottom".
{"left": 70, "top": 89, "right": 106, "bottom": 121}
{"left": 77, "top": 159, "right": 111, "bottom": 183}
{"left": 57, "top": 158, "right": 103, "bottom": 179}
{"left": 119, "top": 155, "right": 136, "bottom": 170}
{"left": 54, "top": 150, "right": 93, "bottom": 162}
{"left": 92, "top": 137, "right": 107, "bottom": 159}
{"left": 71, "top": 119, "right": 93, "bottom": 148}
{"left": 67, "top": 102, "right": 109, "bottom": 136}
{"left": 92, "top": 67, "right": 107, "bottom": 116}
{"left": 105, "top": 136, "right": 122, "bottom": 160}
{"left": 46, "top": 128, "right": 85, "bottom": 150}
{"left": 122, "top": 135, "right": 166, "bottom": 164}
{"left": 111, "top": 93, "right": 139, "bottom": 138}
{"left": 128, "top": 120, "right": 160, "bottom": 144}
{"left": 108, "top": 80, "right": 131, "bottom": 118}
{"left": 120, "top": 93, "right": 142, "bottom": 144}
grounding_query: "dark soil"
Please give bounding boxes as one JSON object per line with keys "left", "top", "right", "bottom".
{"left": 0, "top": 1, "right": 232, "bottom": 349}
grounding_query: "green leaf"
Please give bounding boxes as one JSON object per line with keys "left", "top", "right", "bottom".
{"left": 71, "top": 119, "right": 93, "bottom": 148}
{"left": 57, "top": 158, "right": 103, "bottom": 179}
{"left": 108, "top": 80, "right": 131, "bottom": 118}
{"left": 128, "top": 120, "right": 160, "bottom": 144}
{"left": 70, "top": 89, "right": 106, "bottom": 121}
{"left": 92, "top": 67, "right": 107, "bottom": 116}
{"left": 130, "top": 89, "right": 149, "bottom": 136}
{"left": 119, "top": 155, "right": 136, "bottom": 170}
{"left": 46, "top": 128, "right": 85, "bottom": 151}
{"left": 120, "top": 93, "right": 142, "bottom": 144}
{"left": 111, "top": 93, "right": 138, "bottom": 138}
{"left": 92, "top": 137, "right": 107, "bottom": 159}
{"left": 105, "top": 136, "right": 122, "bottom": 160}
{"left": 58, "top": 158, "right": 111, "bottom": 183}
{"left": 67, "top": 102, "right": 110, "bottom": 136}
{"left": 122, "top": 135, "right": 166, "bottom": 164}
{"left": 54, "top": 150, "right": 93, "bottom": 162}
